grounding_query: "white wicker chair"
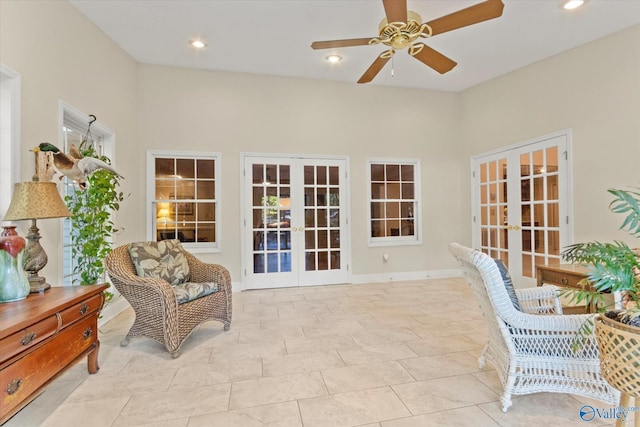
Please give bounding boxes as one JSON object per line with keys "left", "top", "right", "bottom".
{"left": 449, "top": 242, "right": 619, "bottom": 412}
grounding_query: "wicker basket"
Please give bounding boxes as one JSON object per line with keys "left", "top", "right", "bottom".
{"left": 595, "top": 314, "right": 640, "bottom": 398}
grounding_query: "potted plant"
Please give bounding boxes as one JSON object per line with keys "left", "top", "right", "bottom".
{"left": 562, "top": 187, "right": 640, "bottom": 316}
{"left": 65, "top": 143, "right": 125, "bottom": 300}
{"left": 561, "top": 185, "right": 640, "bottom": 407}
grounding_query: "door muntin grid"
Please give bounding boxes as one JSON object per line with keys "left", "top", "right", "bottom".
{"left": 303, "top": 165, "right": 341, "bottom": 272}
{"left": 479, "top": 157, "right": 509, "bottom": 266}
{"left": 475, "top": 136, "right": 566, "bottom": 284}
{"left": 519, "top": 146, "right": 561, "bottom": 278}
{"left": 252, "top": 163, "right": 292, "bottom": 274}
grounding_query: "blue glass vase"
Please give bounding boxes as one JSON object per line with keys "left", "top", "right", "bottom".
{"left": 0, "top": 225, "right": 30, "bottom": 303}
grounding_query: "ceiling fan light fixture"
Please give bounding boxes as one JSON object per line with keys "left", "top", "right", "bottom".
{"left": 563, "top": 0, "right": 584, "bottom": 10}
{"left": 189, "top": 39, "right": 207, "bottom": 49}
{"left": 325, "top": 54, "right": 343, "bottom": 64}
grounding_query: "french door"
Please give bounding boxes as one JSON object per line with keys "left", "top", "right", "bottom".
{"left": 242, "top": 155, "right": 349, "bottom": 289}
{"left": 471, "top": 132, "right": 571, "bottom": 286}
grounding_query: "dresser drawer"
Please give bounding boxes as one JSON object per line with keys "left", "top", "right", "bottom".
{"left": 59, "top": 293, "right": 103, "bottom": 328}
{"left": 0, "top": 315, "right": 59, "bottom": 365}
{"left": 1, "top": 315, "right": 98, "bottom": 416}
{"left": 538, "top": 269, "right": 586, "bottom": 288}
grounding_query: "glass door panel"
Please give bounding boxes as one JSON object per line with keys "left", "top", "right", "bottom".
{"left": 478, "top": 156, "right": 509, "bottom": 266}
{"left": 519, "top": 145, "right": 562, "bottom": 280}
{"left": 303, "top": 165, "right": 341, "bottom": 272}
{"left": 244, "top": 156, "right": 348, "bottom": 289}
{"left": 251, "top": 163, "right": 292, "bottom": 276}
{"left": 473, "top": 133, "right": 569, "bottom": 287}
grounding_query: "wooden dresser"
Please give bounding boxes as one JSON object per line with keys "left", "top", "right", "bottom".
{"left": 0, "top": 284, "right": 108, "bottom": 424}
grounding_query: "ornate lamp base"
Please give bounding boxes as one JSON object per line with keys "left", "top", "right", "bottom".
{"left": 28, "top": 274, "right": 51, "bottom": 293}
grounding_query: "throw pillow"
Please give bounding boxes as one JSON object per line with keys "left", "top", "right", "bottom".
{"left": 494, "top": 259, "right": 521, "bottom": 311}
{"left": 129, "top": 239, "right": 191, "bottom": 286}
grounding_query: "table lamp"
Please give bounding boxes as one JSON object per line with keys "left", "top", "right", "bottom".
{"left": 3, "top": 180, "right": 71, "bottom": 293}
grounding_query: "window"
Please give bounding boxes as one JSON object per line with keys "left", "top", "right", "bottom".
{"left": 148, "top": 151, "right": 220, "bottom": 252}
{"left": 0, "top": 64, "right": 21, "bottom": 219}
{"left": 367, "top": 159, "right": 421, "bottom": 246}
{"left": 60, "top": 103, "right": 115, "bottom": 286}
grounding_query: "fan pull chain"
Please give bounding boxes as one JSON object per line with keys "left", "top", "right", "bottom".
{"left": 391, "top": 56, "right": 395, "bottom": 77}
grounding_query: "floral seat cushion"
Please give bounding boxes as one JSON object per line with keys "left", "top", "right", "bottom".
{"left": 128, "top": 239, "right": 190, "bottom": 286}
{"left": 173, "top": 282, "right": 219, "bottom": 304}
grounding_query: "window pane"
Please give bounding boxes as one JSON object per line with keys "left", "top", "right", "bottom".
{"left": 369, "top": 161, "right": 419, "bottom": 244}
{"left": 197, "top": 181, "right": 214, "bottom": 199}
{"left": 329, "top": 166, "right": 339, "bottom": 185}
{"left": 176, "top": 159, "right": 195, "bottom": 178}
{"left": 401, "top": 165, "right": 414, "bottom": 181}
{"left": 371, "top": 183, "right": 385, "bottom": 199}
{"left": 152, "top": 153, "right": 219, "bottom": 248}
{"left": 401, "top": 183, "right": 414, "bottom": 199}
{"left": 386, "top": 165, "right": 400, "bottom": 181}
{"left": 197, "top": 159, "right": 214, "bottom": 179}
{"left": 371, "top": 164, "right": 384, "bottom": 181}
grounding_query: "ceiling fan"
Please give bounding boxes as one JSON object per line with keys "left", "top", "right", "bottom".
{"left": 311, "top": 0, "right": 505, "bottom": 84}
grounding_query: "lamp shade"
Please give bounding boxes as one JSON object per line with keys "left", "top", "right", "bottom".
{"left": 3, "top": 182, "right": 71, "bottom": 221}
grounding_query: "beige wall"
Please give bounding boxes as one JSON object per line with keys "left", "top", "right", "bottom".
{"left": 459, "top": 25, "right": 640, "bottom": 247}
{"left": 137, "top": 66, "right": 462, "bottom": 279}
{"left": 1, "top": 0, "right": 638, "bottom": 287}
{"left": 0, "top": 0, "right": 140, "bottom": 284}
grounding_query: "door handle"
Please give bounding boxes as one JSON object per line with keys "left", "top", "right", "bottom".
{"left": 506, "top": 225, "right": 521, "bottom": 231}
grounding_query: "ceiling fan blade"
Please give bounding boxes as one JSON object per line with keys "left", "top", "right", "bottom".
{"left": 409, "top": 43, "right": 457, "bottom": 74}
{"left": 311, "top": 38, "right": 374, "bottom": 50}
{"left": 382, "top": 0, "right": 407, "bottom": 23}
{"left": 357, "top": 54, "right": 391, "bottom": 84}
{"left": 425, "top": 0, "right": 504, "bottom": 37}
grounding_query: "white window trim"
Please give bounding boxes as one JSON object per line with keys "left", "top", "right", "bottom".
{"left": 146, "top": 150, "right": 222, "bottom": 254}
{"left": 366, "top": 158, "right": 422, "bottom": 247}
{"left": 0, "top": 64, "right": 21, "bottom": 220}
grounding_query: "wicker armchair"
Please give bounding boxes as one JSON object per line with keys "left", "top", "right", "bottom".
{"left": 105, "top": 243, "right": 232, "bottom": 358}
{"left": 449, "top": 243, "right": 618, "bottom": 412}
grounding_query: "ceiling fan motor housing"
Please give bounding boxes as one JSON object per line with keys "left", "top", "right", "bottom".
{"left": 378, "top": 11, "right": 429, "bottom": 50}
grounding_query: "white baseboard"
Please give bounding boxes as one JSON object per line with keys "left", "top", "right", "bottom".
{"left": 349, "top": 269, "right": 462, "bottom": 284}
{"left": 232, "top": 269, "right": 462, "bottom": 292}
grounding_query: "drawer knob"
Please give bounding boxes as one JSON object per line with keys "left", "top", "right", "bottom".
{"left": 80, "top": 303, "right": 89, "bottom": 315}
{"left": 21, "top": 331, "right": 37, "bottom": 346}
{"left": 6, "top": 378, "right": 22, "bottom": 395}
{"left": 83, "top": 327, "right": 93, "bottom": 340}
{"left": 561, "top": 278, "right": 568, "bottom": 285}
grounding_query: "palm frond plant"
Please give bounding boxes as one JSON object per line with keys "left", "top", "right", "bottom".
{"left": 562, "top": 187, "right": 640, "bottom": 328}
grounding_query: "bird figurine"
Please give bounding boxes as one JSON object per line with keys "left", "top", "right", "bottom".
{"left": 32, "top": 142, "right": 123, "bottom": 190}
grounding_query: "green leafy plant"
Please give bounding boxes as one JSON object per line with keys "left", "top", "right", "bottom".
{"left": 65, "top": 144, "right": 125, "bottom": 298}
{"left": 561, "top": 186, "right": 640, "bottom": 337}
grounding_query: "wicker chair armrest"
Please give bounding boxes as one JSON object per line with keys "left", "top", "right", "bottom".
{"left": 516, "top": 285, "right": 563, "bottom": 314}
{"left": 506, "top": 313, "right": 599, "bottom": 358}
{"left": 186, "top": 253, "right": 231, "bottom": 291}
{"left": 507, "top": 311, "right": 593, "bottom": 332}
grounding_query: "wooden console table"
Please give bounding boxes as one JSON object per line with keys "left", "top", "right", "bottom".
{"left": 536, "top": 263, "right": 623, "bottom": 314}
{"left": 0, "top": 284, "right": 108, "bottom": 424}
{"left": 536, "top": 263, "right": 593, "bottom": 313}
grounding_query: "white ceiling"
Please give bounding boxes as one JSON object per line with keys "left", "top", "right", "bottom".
{"left": 69, "top": 0, "right": 640, "bottom": 92}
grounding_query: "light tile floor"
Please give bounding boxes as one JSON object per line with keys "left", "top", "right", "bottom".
{"left": 4, "top": 278, "right": 626, "bottom": 426}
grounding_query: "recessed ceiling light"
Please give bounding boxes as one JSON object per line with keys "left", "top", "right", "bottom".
{"left": 325, "top": 54, "right": 343, "bottom": 64}
{"left": 190, "top": 39, "right": 207, "bottom": 49}
{"left": 563, "top": 0, "right": 584, "bottom": 10}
